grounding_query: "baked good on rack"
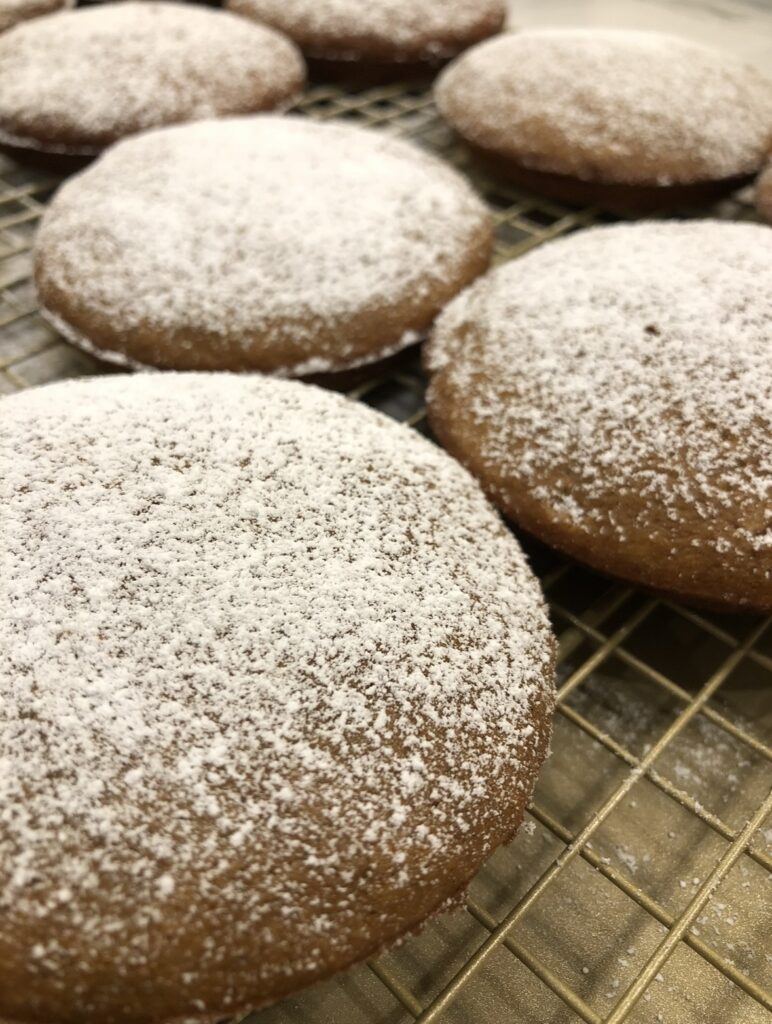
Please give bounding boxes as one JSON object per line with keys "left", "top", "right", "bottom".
{"left": 0, "top": 373, "right": 555, "bottom": 1024}
{"left": 757, "top": 163, "right": 772, "bottom": 223}
{"left": 0, "top": 2, "right": 304, "bottom": 155}
{"left": 34, "top": 115, "right": 492, "bottom": 374}
{"left": 435, "top": 29, "right": 772, "bottom": 212}
{"left": 226, "top": 0, "right": 505, "bottom": 73}
{"left": 426, "top": 220, "right": 772, "bottom": 612}
{"left": 0, "top": 0, "right": 71, "bottom": 33}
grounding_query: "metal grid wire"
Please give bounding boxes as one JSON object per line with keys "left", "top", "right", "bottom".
{"left": 1, "top": 81, "right": 771, "bottom": 1024}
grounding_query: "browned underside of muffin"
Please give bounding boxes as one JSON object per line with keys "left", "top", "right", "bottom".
{"left": 461, "top": 140, "right": 754, "bottom": 214}
{"left": 757, "top": 165, "right": 772, "bottom": 223}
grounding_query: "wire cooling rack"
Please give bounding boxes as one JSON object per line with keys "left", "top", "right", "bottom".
{"left": 1, "top": 80, "right": 771, "bottom": 1024}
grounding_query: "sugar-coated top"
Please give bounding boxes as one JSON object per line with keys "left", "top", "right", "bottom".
{"left": 0, "top": 2, "right": 304, "bottom": 151}
{"left": 0, "top": 374, "right": 553, "bottom": 1019}
{"left": 427, "top": 221, "right": 772, "bottom": 605}
{"left": 0, "top": 0, "right": 72, "bottom": 33}
{"left": 34, "top": 116, "right": 491, "bottom": 374}
{"left": 436, "top": 29, "right": 772, "bottom": 185}
{"left": 228, "top": 0, "right": 505, "bottom": 57}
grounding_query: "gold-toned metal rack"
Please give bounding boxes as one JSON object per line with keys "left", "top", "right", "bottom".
{"left": 1, "top": 81, "right": 770, "bottom": 1024}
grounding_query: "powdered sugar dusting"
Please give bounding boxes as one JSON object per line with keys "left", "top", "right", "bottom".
{"left": 0, "top": 2, "right": 304, "bottom": 152}
{"left": 0, "top": 374, "right": 553, "bottom": 1016}
{"left": 427, "top": 221, "right": 772, "bottom": 604}
{"left": 0, "top": 0, "right": 72, "bottom": 33}
{"left": 228, "top": 0, "right": 504, "bottom": 58}
{"left": 436, "top": 29, "right": 772, "bottom": 185}
{"left": 34, "top": 116, "right": 491, "bottom": 374}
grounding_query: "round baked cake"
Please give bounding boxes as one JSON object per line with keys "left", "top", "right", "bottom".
{"left": 0, "top": 0, "right": 71, "bottom": 34}
{"left": 0, "top": 373, "right": 554, "bottom": 1024}
{"left": 426, "top": 221, "right": 772, "bottom": 612}
{"left": 757, "top": 162, "right": 772, "bottom": 223}
{"left": 227, "top": 0, "right": 505, "bottom": 72}
{"left": 34, "top": 115, "right": 493, "bottom": 374}
{"left": 0, "top": 2, "right": 305, "bottom": 155}
{"left": 435, "top": 29, "right": 772, "bottom": 211}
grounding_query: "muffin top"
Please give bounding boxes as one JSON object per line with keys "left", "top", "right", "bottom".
{"left": 427, "top": 220, "right": 772, "bottom": 610}
{"left": 0, "top": 1, "right": 304, "bottom": 151}
{"left": 34, "top": 116, "right": 492, "bottom": 374}
{"left": 436, "top": 29, "right": 772, "bottom": 185}
{"left": 228, "top": 0, "right": 505, "bottom": 62}
{"left": 0, "top": 373, "right": 554, "bottom": 1024}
